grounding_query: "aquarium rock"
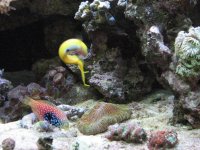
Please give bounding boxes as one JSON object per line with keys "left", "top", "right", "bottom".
{"left": 173, "top": 91, "right": 200, "bottom": 128}
{"left": 0, "top": 0, "right": 16, "bottom": 14}
{"left": 2, "top": 138, "right": 15, "bottom": 150}
{"left": 143, "top": 26, "right": 171, "bottom": 68}
{"left": 20, "top": 113, "right": 37, "bottom": 129}
{"left": 75, "top": 0, "right": 115, "bottom": 32}
{"left": 57, "top": 104, "right": 86, "bottom": 121}
{"left": 0, "top": 69, "right": 12, "bottom": 104}
{"left": 37, "top": 136, "right": 53, "bottom": 150}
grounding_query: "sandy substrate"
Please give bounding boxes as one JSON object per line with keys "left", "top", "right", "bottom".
{"left": 0, "top": 91, "right": 199, "bottom": 150}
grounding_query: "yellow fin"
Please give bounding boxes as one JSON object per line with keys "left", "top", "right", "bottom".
{"left": 77, "top": 59, "right": 90, "bottom": 87}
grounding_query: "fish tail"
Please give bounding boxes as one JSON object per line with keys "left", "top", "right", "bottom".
{"left": 21, "top": 96, "right": 32, "bottom": 105}
{"left": 77, "top": 60, "right": 90, "bottom": 87}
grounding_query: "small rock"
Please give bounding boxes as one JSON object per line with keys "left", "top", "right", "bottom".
{"left": 37, "top": 136, "right": 53, "bottom": 150}
{"left": 2, "top": 138, "right": 15, "bottom": 150}
{"left": 20, "top": 113, "right": 37, "bottom": 129}
{"left": 58, "top": 104, "right": 86, "bottom": 120}
{"left": 53, "top": 73, "right": 64, "bottom": 85}
{"left": 34, "top": 121, "right": 54, "bottom": 132}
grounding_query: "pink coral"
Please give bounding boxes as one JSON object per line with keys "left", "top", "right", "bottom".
{"left": 105, "top": 122, "right": 147, "bottom": 143}
{"left": 148, "top": 130, "right": 178, "bottom": 150}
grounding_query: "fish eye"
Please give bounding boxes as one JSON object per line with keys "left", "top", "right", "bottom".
{"left": 66, "top": 49, "right": 70, "bottom": 52}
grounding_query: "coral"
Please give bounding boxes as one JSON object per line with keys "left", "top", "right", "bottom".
{"left": 0, "top": 0, "right": 16, "bottom": 14}
{"left": 77, "top": 102, "right": 131, "bottom": 135}
{"left": 148, "top": 130, "right": 178, "bottom": 150}
{"left": 2, "top": 138, "right": 15, "bottom": 150}
{"left": 75, "top": 0, "right": 115, "bottom": 32}
{"left": 105, "top": 122, "right": 147, "bottom": 143}
{"left": 175, "top": 27, "right": 200, "bottom": 81}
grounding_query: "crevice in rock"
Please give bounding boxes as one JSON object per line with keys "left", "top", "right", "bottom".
{"left": 0, "top": 20, "right": 49, "bottom": 71}
{"left": 189, "top": 1, "right": 200, "bottom": 26}
{"left": 107, "top": 20, "right": 141, "bottom": 59}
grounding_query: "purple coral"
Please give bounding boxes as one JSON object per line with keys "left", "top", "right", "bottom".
{"left": 105, "top": 122, "right": 147, "bottom": 143}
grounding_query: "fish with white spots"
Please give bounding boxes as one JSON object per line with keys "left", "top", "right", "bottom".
{"left": 22, "top": 96, "right": 69, "bottom": 129}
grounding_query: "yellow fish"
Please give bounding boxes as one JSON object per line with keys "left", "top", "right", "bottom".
{"left": 58, "top": 39, "right": 90, "bottom": 86}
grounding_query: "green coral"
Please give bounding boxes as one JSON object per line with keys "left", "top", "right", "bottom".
{"left": 175, "top": 27, "right": 200, "bottom": 78}
{"left": 77, "top": 102, "right": 131, "bottom": 135}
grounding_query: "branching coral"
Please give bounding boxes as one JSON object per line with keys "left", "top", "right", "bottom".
{"left": 175, "top": 27, "right": 200, "bottom": 79}
{"left": 105, "top": 122, "right": 147, "bottom": 143}
{"left": 77, "top": 102, "right": 131, "bottom": 135}
{"left": 0, "top": 0, "right": 16, "bottom": 14}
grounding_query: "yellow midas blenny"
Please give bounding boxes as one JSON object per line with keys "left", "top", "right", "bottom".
{"left": 58, "top": 39, "right": 90, "bottom": 87}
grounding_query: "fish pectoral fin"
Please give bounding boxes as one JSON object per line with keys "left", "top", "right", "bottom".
{"left": 84, "top": 71, "right": 89, "bottom": 74}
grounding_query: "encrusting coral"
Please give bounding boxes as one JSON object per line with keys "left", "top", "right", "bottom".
{"left": 148, "top": 130, "right": 178, "bottom": 150}
{"left": 105, "top": 122, "right": 147, "bottom": 143}
{"left": 77, "top": 102, "right": 131, "bottom": 135}
{"left": 175, "top": 27, "right": 200, "bottom": 80}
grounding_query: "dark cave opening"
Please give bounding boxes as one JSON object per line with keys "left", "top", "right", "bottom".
{"left": 0, "top": 21, "right": 50, "bottom": 72}
{"left": 189, "top": 1, "right": 200, "bottom": 26}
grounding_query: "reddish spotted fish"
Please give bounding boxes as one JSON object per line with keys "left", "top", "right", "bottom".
{"left": 22, "top": 96, "right": 68, "bottom": 128}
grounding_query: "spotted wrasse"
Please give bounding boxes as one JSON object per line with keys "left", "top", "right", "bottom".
{"left": 22, "top": 96, "right": 68, "bottom": 128}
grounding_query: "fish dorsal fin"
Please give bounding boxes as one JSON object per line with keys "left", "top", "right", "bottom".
{"left": 35, "top": 100, "right": 57, "bottom": 107}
